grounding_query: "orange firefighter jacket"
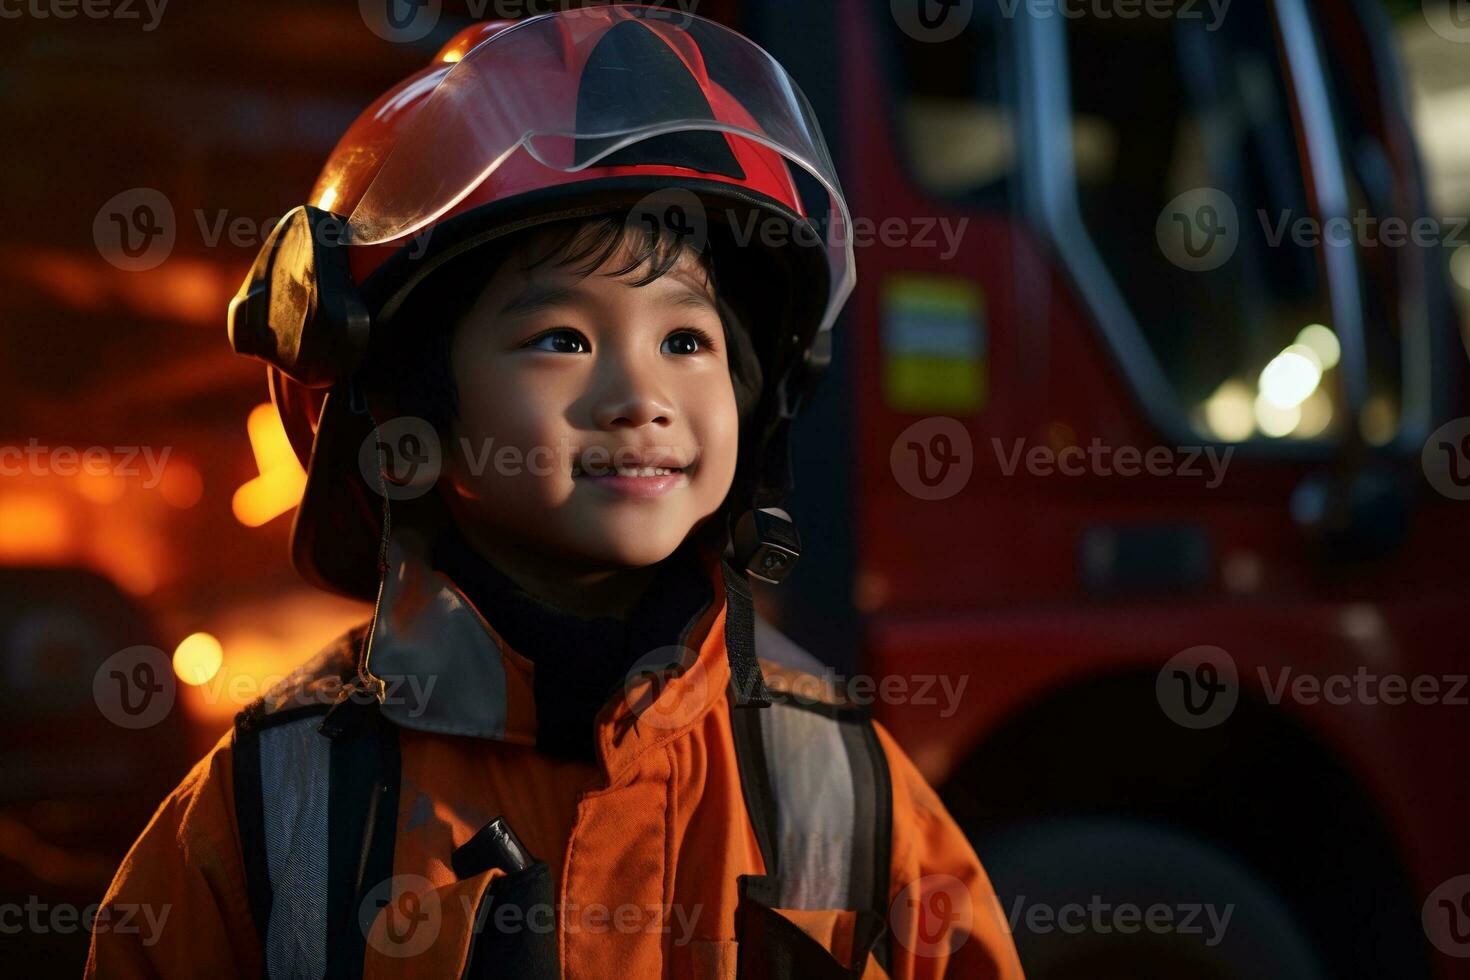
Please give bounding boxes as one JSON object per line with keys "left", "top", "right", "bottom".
{"left": 86, "top": 532, "right": 1024, "bottom": 979}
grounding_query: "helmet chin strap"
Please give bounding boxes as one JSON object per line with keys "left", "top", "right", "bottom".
{"left": 731, "top": 320, "right": 831, "bottom": 586}
{"left": 348, "top": 377, "right": 396, "bottom": 582}
{"left": 730, "top": 414, "right": 802, "bottom": 586}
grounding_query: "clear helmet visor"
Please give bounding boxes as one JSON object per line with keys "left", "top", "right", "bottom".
{"left": 346, "top": 4, "right": 853, "bottom": 334}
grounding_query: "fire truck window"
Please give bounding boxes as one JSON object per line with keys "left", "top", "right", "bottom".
{"left": 1066, "top": 5, "right": 1347, "bottom": 443}
{"left": 885, "top": 1, "right": 1015, "bottom": 206}
{"left": 1316, "top": 19, "right": 1409, "bottom": 446}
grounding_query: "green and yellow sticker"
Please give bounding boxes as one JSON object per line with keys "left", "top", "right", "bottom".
{"left": 880, "top": 274, "right": 987, "bottom": 414}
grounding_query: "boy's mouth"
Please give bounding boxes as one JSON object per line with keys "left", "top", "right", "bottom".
{"left": 570, "top": 450, "right": 694, "bottom": 479}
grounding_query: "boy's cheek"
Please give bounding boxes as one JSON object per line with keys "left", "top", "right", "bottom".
{"left": 444, "top": 451, "right": 574, "bottom": 505}
{"left": 694, "top": 444, "right": 738, "bottom": 504}
{"left": 692, "top": 407, "right": 741, "bottom": 498}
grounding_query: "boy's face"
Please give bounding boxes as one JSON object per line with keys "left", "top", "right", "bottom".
{"left": 440, "top": 229, "right": 740, "bottom": 571}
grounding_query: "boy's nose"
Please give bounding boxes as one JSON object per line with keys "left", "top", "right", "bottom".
{"left": 594, "top": 393, "right": 674, "bottom": 429}
{"left": 591, "top": 374, "right": 675, "bottom": 429}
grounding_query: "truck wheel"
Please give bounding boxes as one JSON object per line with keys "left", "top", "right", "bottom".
{"left": 973, "top": 817, "right": 1328, "bottom": 980}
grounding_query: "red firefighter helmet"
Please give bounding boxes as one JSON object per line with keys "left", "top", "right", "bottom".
{"left": 228, "top": 5, "right": 855, "bottom": 598}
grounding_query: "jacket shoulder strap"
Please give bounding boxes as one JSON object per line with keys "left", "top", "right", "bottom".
{"left": 728, "top": 614, "right": 895, "bottom": 973}
{"left": 231, "top": 623, "right": 400, "bottom": 980}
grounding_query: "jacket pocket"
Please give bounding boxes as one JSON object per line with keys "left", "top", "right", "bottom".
{"left": 462, "top": 860, "right": 560, "bottom": 980}
{"left": 735, "top": 881, "right": 889, "bottom": 980}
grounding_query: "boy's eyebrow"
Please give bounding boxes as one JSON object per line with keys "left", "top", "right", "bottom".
{"left": 497, "top": 276, "right": 718, "bottom": 319}
{"left": 497, "top": 284, "right": 580, "bottom": 319}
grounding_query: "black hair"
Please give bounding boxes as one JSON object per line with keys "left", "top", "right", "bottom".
{"left": 361, "top": 211, "right": 765, "bottom": 442}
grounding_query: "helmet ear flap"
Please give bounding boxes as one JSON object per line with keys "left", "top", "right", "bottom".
{"left": 228, "top": 205, "right": 370, "bottom": 388}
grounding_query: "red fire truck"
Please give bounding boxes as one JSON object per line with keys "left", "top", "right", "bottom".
{"left": 718, "top": 1, "right": 1469, "bottom": 977}
{"left": 3, "top": 0, "right": 1464, "bottom": 976}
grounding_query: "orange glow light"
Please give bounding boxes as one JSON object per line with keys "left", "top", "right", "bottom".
{"left": 233, "top": 403, "right": 307, "bottom": 527}
{"left": 159, "top": 459, "right": 204, "bottom": 509}
{"left": 0, "top": 494, "right": 71, "bottom": 560}
{"left": 73, "top": 470, "right": 126, "bottom": 504}
{"left": 173, "top": 632, "right": 224, "bottom": 686}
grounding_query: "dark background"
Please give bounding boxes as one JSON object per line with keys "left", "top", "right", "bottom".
{"left": 3, "top": 0, "right": 1469, "bottom": 976}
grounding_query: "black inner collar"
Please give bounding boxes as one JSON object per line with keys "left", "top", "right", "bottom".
{"left": 431, "top": 532, "right": 714, "bottom": 762}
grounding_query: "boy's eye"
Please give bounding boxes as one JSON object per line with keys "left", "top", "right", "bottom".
{"left": 525, "top": 329, "right": 589, "bottom": 354}
{"left": 661, "top": 328, "right": 717, "bottom": 356}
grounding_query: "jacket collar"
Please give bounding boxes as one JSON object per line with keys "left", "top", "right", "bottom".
{"left": 358, "top": 529, "right": 765, "bottom": 782}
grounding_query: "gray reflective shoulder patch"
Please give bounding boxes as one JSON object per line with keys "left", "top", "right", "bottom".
{"left": 258, "top": 715, "right": 331, "bottom": 980}
{"left": 364, "top": 533, "right": 509, "bottom": 739}
{"left": 757, "top": 697, "right": 891, "bottom": 914}
{"left": 761, "top": 700, "right": 854, "bottom": 908}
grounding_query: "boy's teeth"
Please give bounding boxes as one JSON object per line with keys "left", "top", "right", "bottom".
{"left": 575, "top": 463, "right": 680, "bottom": 477}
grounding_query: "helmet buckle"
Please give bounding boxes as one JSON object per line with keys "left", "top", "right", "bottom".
{"left": 734, "top": 507, "right": 801, "bottom": 585}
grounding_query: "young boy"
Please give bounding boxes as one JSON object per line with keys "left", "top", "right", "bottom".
{"left": 88, "top": 8, "right": 1024, "bottom": 979}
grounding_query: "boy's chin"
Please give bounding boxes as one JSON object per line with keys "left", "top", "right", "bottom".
{"left": 560, "top": 517, "right": 702, "bottom": 571}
